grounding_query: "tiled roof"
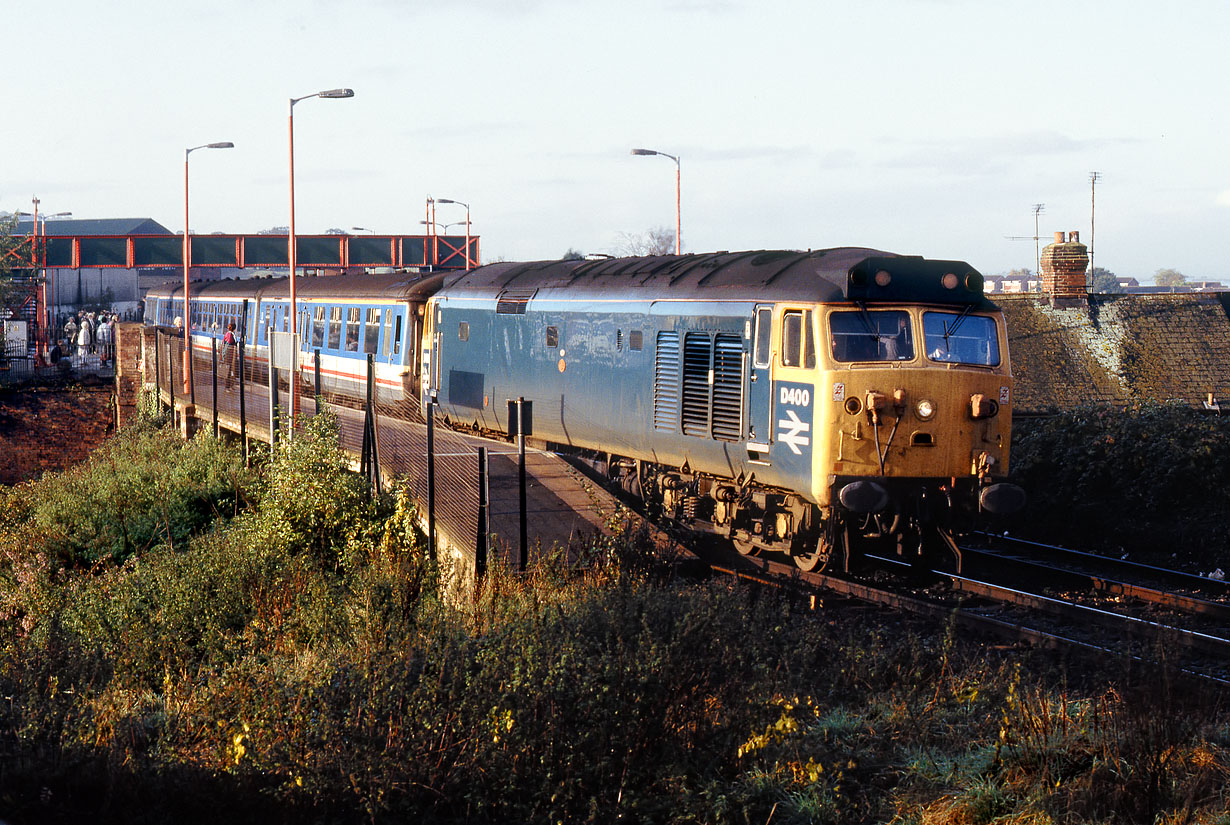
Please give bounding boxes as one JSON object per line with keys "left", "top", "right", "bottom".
{"left": 1001, "top": 293, "right": 1230, "bottom": 412}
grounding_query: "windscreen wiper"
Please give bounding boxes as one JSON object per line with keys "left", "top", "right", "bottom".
{"left": 942, "top": 304, "right": 973, "bottom": 350}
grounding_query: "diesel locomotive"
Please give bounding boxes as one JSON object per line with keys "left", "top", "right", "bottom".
{"left": 424, "top": 247, "right": 1025, "bottom": 571}
{"left": 146, "top": 246, "right": 1025, "bottom": 571}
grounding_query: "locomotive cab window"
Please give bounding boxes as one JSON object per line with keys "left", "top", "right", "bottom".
{"left": 922, "top": 311, "right": 1000, "bottom": 366}
{"left": 546, "top": 326, "right": 559, "bottom": 348}
{"left": 780, "top": 310, "right": 815, "bottom": 368}
{"left": 829, "top": 310, "right": 914, "bottom": 362}
{"left": 459, "top": 321, "right": 470, "bottom": 342}
{"left": 629, "top": 330, "right": 643, "bottom": 351}
{"left": 753, "top": 308, "right": 772, "bottom": 368}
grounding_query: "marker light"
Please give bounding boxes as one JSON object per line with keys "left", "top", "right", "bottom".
{"left": 916, "top": 399, "right": 936, "bottom": 420}
{"left": 874, "top": 269, "right": 892, "bottom": 287}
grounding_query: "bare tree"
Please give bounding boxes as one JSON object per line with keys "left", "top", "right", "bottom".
{"left": 612, "top": 226, "right": 677, "bottom": 257}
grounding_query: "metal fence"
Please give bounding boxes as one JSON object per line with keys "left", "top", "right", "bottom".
{"left": 147, "top": 330, "right": 543, "bottom": 577}
{"left": 0, "top": 342, "right": 116, "bottom": 385}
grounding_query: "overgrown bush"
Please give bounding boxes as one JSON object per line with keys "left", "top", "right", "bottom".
{"left": 2, "top": 420, "right": 253, "bottom": 567}
{"left": 1008, "top": 403, "right": 1230, "bottom": 565}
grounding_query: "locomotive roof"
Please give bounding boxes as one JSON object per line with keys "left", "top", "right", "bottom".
{"left": 440, "top": 247, "right": 996, "bottom": 308}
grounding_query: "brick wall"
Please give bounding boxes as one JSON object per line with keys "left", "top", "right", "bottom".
{"left": 1039, "top": 231, "right": 1089, "bottom": 300}
{"left": 114, "top": 322, "right": 146, "bottom": 428}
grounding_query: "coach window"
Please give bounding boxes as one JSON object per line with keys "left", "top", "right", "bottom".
{"left": 364, "top": 308, "right": 381, "bottom": 354}
{"left": 546, "top": 325, "right": 559, "bottom": 348}
{"left": 345, "top": 307, "right": 361, "bottom": 352}
{"left": 392, "top": 313, "right": 403, "bottom": 356}
{"left": 459, "top": 321, "right": 470, "bottom": 342}
{"left": 312, "top": 307, "right": 326, "bottom": 348}
{"left": 328, "top": 307, "right": 342, "bottom": 350}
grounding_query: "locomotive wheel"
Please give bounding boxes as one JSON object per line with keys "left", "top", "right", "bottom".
{"left": 792, "top": 538, "right": 831, "bottom": 572}
{"left": 730, "top": 531, "right": 763, "bottom": 557}
{"left": 792, "top": 522, "right": 847, "bottom": 573}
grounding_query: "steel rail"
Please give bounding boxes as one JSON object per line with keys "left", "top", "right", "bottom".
{"left": 972, "top": 532, "right": 1230, "bottom": 596}
{"left": 942, "top": 573, "right": 1230, "bottom": 659}
{"left": 955, "top": 546, "right": 1230, "bottom": 622}
{"left": 708, "top": 556, "right": 1230, "bottom": 687}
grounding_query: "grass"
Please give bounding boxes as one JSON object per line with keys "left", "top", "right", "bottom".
{"left": 0, "top": 409, "right": 1226, "bottom": 823}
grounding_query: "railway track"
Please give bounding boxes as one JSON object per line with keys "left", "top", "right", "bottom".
{"left": 700, "top": 538, "right": 1230, "bottom": 687}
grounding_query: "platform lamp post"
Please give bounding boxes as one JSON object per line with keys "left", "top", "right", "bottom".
{"left": 433, "top": 199, "right": 472, "bottom": 269}
{"left": 15, "top": 205, "right": 71, "bottom": 360}
{"left": 39, "top": 210, "right": 71, "bottom": 353}
{"left": 183, "top": 141, "right": 234, "bottom": 395}
{"left": 288, "top": 87, "right": 354, "bottom": 434}
{"left": 630, "top": 148, "right": 681, "bottom": 255}
{"left": 419, "top": 220, "right": 466, "bottom": 234}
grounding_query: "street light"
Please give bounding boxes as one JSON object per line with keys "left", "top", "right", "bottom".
{"left": 434, "top": 198, "right": 472, "bottom": 269}
{"left": 16, "top": 203, "right": 71, "bottom": 359}
{"left": 420, "top": 220, "right": 466, "bottom": 234}
{"left": 631, "top": 148, "right": 681, "bottom": 255}
{"left": 288, "top": 87, "right": 354, "bottom": 432}
{"left": 183, "top": 141, "right": 234, "bottom": 396}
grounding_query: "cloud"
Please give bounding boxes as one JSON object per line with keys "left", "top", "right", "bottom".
{"left": 879, "top": 131, "right": 1136, "bottom": 176}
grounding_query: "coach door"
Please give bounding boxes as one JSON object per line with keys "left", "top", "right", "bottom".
{"left": 746, "top": 305, "right": 774, "bottom": 463}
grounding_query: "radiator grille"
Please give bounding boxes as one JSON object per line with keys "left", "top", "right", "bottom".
{"left": 653, "top": 331, "right": 680, "bottom": 431}
{"left": 711, "top": 333, "right": 743, "bottom": 441}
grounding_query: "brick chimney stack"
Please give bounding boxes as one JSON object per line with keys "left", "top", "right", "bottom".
{"left": 1040, "top": 230, "right": 1089, "bottom": 300}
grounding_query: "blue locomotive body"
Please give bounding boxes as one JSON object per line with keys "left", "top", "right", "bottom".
{"left": 425, "top": 248, "right": 1024, "bottom": 570}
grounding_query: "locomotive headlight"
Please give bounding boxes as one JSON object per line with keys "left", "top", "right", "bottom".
{"left": 942, "top": 272, "right": 959, "bottom": 289}
{"left": 915, "top": 398, "right": 936, "bottom": 420}
{"left": 874, "top": 269, "right": 892, "bottom": 287}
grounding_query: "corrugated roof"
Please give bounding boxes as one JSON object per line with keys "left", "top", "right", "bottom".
{"left": 14, "top": 217, "right": 173, "bottom": 236}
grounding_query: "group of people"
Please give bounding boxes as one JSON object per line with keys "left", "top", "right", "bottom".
{"left": 54, "top": 311, "right": 118, "bottom": 365}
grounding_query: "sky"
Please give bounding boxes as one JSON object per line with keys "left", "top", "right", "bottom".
{"left": 3, "top": 0, "right": 1228, "bottom": 283}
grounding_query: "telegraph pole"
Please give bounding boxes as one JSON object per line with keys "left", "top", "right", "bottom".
{"left": 1031, "top": 203, "right": 1045, "bottom": 277}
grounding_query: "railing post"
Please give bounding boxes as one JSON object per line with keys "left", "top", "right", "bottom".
{"left": 168, "top": 333, "right": 177, "bottom": 418}
{"left": 476, "top": 446, "right": 489, "bottom": 586}
{"left": 427, "top": 391, "right": 437, "bottom": 562}
{"left": 518, "top": 398, "right": 528, "bottom": 571}
{"left": 154, "top": 330, "right": 162, "bottom": 414}
{"left": 211, "top": 337, "right": 219, "bottom": 438}
{"left": 239, "top": 300, "right": 249, "bottom": 464}
{"left": 188, "top": 328, "right": 196, "bottom": 408}
{"left": 314, "top": 347, "right": 322, "bottom": 402}
{"left": 269, "top": 363, "right": 279, "bottom": 452}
